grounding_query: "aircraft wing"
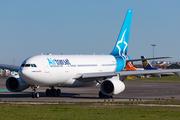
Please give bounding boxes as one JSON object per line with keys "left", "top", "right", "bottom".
{"left": 117, "top": 69, "right": 180, "bottom": 76}
{"left": 75, "top": 69, "right": 180, "bottom": 82}
{"left": 127, "top": 57, "right": 173, "bottom": 62}
{"left": 0, "top": 64, "right": 19, "bottom": 72}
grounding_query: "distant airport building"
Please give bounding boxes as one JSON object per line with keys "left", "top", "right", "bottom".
{"left": 0, "top": 69, "right": 18, "bottom": 76}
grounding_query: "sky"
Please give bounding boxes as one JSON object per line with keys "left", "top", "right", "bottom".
{"left": 0, "top": 0, "right": 180, "bottom": 65}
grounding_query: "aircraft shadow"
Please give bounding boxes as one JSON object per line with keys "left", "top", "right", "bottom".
{"left": 0, "top": 92, "right": 126, "bottom": 99}
{"left": 0, "top": 92, "right": 102, "bottom": 99}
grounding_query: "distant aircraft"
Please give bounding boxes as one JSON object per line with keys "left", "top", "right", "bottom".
{"left": 141, "top": 55, "right": 161, "bottom": 77}
{"left": 125, "top": 62, "right": 137, "bottom": 71}
{"left": 124, "top": 62, "right": 142, "bottom": 78}
{"left": 141, "top": 56, "right": 158, "bottom": 70}
{"left": 1, "top": 9, "right": 180, "bottom": 99}
{"left": 141, "top": 56, "right": 176, "bottom": 77}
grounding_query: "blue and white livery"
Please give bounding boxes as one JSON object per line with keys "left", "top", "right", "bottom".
{"left": 1, "top": 9, "right": 180, "bottom": 98}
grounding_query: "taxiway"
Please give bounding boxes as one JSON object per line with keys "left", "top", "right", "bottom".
{"left": 0, "top": 78, "right": 180, "bottom": 102}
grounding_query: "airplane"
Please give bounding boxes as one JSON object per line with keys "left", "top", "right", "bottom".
{"left": 141, "top": 55, "right": 161, "bottom": 77}
{"left": 141, "top": 56, "right": 176, "bottom": 76}
{"left": 125, "top": 62, "right": 138, "bottom": 71}
{"left": 125, "top": 56, "right": 175, "bottom": 77}
{"left": 125, "top": 58, "right": 160, "bottom": 78}
{"left": 125, "top": 56, "right": 173, "bottom": 71}
{"left": 124, "top": 62, "right": 143, "bottom": 78}
{"left": 141, "top": 56, "right": 158, "bottom": 70}
{"left": 1, "top": 9, "right": 180, "bottom": 99}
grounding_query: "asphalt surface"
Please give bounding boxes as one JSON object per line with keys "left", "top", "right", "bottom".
{"left": 0, "top": 78, "right": 180, "bottom": 102}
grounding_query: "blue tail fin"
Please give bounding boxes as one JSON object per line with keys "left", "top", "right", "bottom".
{"left": 141, "top": 56, "right": 157, "bottom": 70}
{"left": 110, "top": 9, "right": 133, "bottom": 56}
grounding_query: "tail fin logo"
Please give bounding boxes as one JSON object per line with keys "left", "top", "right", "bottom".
{"left": 110, "top": 9, "right": 133, "bottom": 57}
{"left": 125, "top": 62, "right": 137, "bottom": 71}
{"left": 116, "top": 29, "right": 127, "bottom": 57}
{"left": 143, "top": 61, "right": 148, "bottom": 68}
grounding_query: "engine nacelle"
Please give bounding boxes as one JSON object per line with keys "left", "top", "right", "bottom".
{"left": 100, "top": 78, "right": 125, "bottom": 96}
{"left": 6, "top": 75, "right": 30, "bottom": 92}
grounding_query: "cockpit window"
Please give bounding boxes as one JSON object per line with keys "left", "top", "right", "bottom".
{"left": 21, "top": 64, "right": 37, "bottom": 67}
{"left": 31, "top": 64, "right": 37, "bottom": 67}
{"left": 21, "top": 64, "right": 25, "bottom": 67}
{"left": 25, "top": 64, "right": 30, "bottom": 67}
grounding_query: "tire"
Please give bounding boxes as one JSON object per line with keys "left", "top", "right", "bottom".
{"left": 99, "top": 91, "right": 103, "bottom": 98}
{"left": 46, "top": 89, "right": 50, "bottom": 96}
{"left": 110, "top": 96, "right": 113, "bottom": 98}
{"left": 57, "top": 89, "right": 61, "bottom": 96}
{"left": 53, "top": 89, "right": 57, "bottom": 96}
{"left": 35, "top": 93, "right": 39, "bottom": 98}
{"left": 32, "top": 92, "right": 35, "bottom": 98}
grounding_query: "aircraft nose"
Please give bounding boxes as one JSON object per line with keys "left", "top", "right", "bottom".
{"left": 19, "top": 67, "right": 33, "bottom": 85}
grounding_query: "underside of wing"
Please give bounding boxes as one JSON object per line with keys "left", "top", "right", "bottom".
{"left": 127, "top": 57, "right": 173, "bottom": 62}
{"left": 73, "top": 72, "right": 117, "bottom": 82}
{"left": 73, "top": 69, "right": 180, "bottom": 82}
{"left": 116, "top": 69, "right": 180, "bottom": 76}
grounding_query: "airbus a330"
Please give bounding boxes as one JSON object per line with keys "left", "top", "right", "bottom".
{"left": 1, "top": 9, "right": 180, "bottom": 98}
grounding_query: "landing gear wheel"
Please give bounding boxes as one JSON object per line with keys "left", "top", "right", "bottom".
{"left": 46, "top": 87, "right": 61, "bottom": 97}
{"left": 32, "top": 92, "right": 35, "bottom": 98}
{"left": 35, "top": 93, "right": 39, "bottom": 98}
{"left": 99, "top": 91, "right": 113, "bottom": 98}
{"left": 110, "top": 96, "right": 113, "bottom": 98}
{"left": 99, "top": 91, "right": 104, "bottom": 98}
{"left": 31, "top": 85, "right": 39, "bottom": 98}
{"left": 53, "top": 89, "right": 57, "bottom": 96}
{"left": 57, "top": 89, "right": 61, "bottom": 96}
{"left": 46, "top": 89, "right": 50, "bottom": 96}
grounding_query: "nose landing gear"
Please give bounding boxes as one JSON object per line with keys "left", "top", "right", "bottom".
{"left": 31, "top": 85, "right": 39, "bottom": 98}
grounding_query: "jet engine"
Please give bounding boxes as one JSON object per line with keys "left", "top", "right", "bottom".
{"left": 100, "top": 78, "right": 125, "bottom": 96}
{"left": 6, "top": 75, "right": 30, "bottom": 92}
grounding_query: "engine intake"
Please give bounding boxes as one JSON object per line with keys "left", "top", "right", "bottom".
{"left": 100, "top": 78, "right": 125, "bottom": 96}
{"left": 6, "top": 75, "right": 30, "bottom": 92}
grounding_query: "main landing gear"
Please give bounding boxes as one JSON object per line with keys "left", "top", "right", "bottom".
{"left": 31, "top": 85, "right": 39, "bottom": 98}
{"left": 31, "top": 86, "right": 61, "bottom": 98}
{"left": 99, "top": 91, "right": 113, "bottom": 98}
{"left": 46, "top": 86, "right": 61, "bottom": 97}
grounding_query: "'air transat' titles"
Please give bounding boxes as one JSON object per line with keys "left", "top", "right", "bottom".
{"left": 47, "top": 58, "right": 71, "bottom": 67}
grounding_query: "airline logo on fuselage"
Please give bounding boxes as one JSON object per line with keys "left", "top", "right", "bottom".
{"left": 47, "top": 58, "right": 71, "bottom": 66}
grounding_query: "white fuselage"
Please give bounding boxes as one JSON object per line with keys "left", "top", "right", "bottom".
{"left": 19, "top": 55, "right": 117, "bottom": 87}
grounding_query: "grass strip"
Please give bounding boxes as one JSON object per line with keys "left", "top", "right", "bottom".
{"left": 126, "top": 75, "right": 180, "bottom": 82}
{"left": 0, "top": 102, "right": 180, "bottom": 120}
